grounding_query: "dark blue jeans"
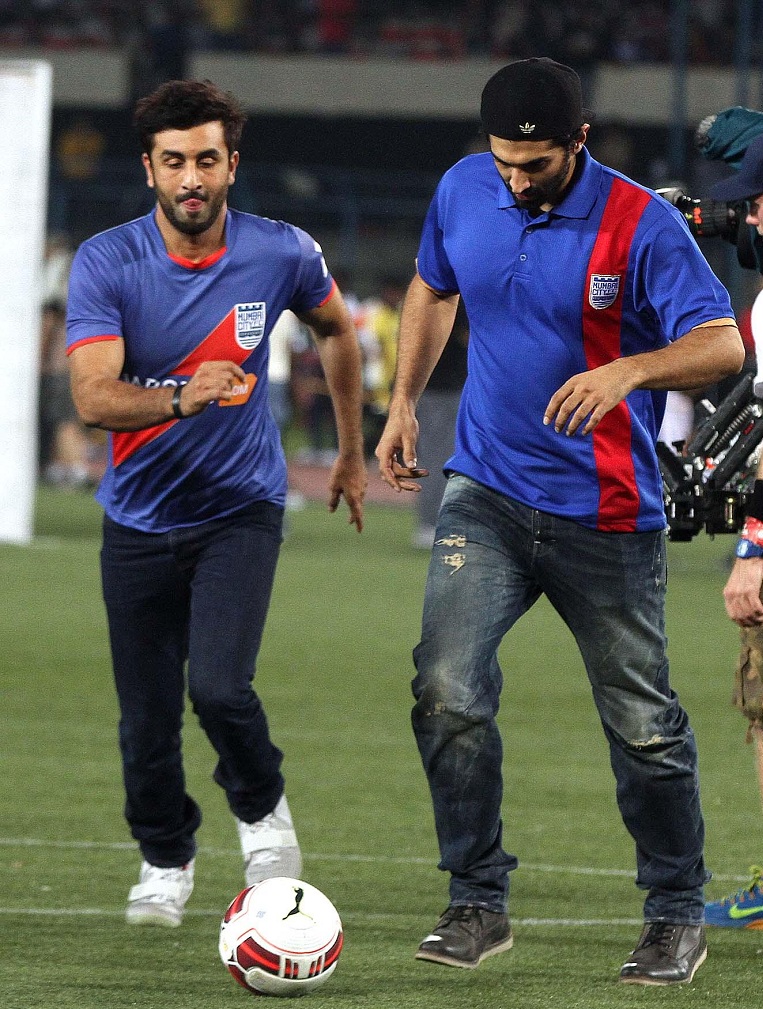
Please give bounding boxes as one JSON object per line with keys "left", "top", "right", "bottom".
{"left": 412, "top": 474, "right": 708, "bottom": 923}
{"left": 101, "top": 501, "right": 285, "bottom": 867}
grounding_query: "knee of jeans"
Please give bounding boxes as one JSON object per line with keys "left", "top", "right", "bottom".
{"left": 119, "top": 720, "right": 180, "bottom": 760}
{"left": 412, "top": 697, "right": 495, "bottom": 754}
{"left": 610, "top": 720, "right": 696, "bottom": 767}
{"left": 622, "top": 732, "right": 680, "bottom": 754}
{"left": 412, "top": 670, "right": 497, "bottom": 724}
{"left": 413, "top": 643, "right": 499, "bottom": 717}
{"left": 189, "top": 680, "right": 257, "bottom": 721}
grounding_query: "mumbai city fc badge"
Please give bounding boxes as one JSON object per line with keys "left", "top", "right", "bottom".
{"left": 235, "top": 302, "right": 267, "bottom": 350}
{"left": 588, "top": 274, "right": 620, "bottom": 310}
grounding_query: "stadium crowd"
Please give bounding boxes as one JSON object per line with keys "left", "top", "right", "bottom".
{"left": 0, "top": 1, "right": 747, "bottom": 66}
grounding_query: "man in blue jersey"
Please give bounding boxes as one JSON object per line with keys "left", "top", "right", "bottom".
{"left": 67, "top": 80, "right": 367, "bottom": 927}
{"left": 376, "top": 58, "right": 744, "bottom": 984}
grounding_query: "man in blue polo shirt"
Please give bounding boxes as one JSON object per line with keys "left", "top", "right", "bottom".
{"left": 376, "top": 58, "right": 744, "bottom": 985}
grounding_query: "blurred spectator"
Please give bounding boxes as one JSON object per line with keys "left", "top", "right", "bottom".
{"left": 376, "top": 7, "right": 466, "bottom": 61}
{"left": 267, "top": 308, "right": 303, "bottom": 437}
{"left": 145, "top": 1, "right": 191, "bottom": 79}
{"left": 290, "top": 269, "right": 387, "bottom": 464}
{"left": 130, "top": 1, "right": 197, "bottom": 97}
{"left": 290, "top": 327, "right": 337, "bottom": 464}
{"left": 609, "top": 1, "right": 670, "bottom": 63}
{"left": 247, "top": 0, "right": 304, "bottom": 52}
{"left": 267, "top": 309, "right": 308, "bottom": 510}
{"left": 0, "top": 0, "right": 748, "bottom": 63}
{"left": 487, "top": 1, "right": 532, "bottom": 59}
{"left": 38, "top": 298, "right": 92, "bottom": 488}
{"left": 335, "top": 274, "right": 386, "bottom": 459}
{"left": 39, "top": 233, "right": 106, "bottom": 486}
{"left": 316, "top": 0, "right": 357, "bottom": 54}
{"left": 687, "top": 0, "right": 735, "bottom": 65}
{"left": 55, "top": 115, "right": 106, "bottom": 181}
{"left": 363, "top": 275, "right": 406, "bottom": 456}
{"left": 587, "top": 124, "right": 636, "bottom": 177}
{"left": 196, "top": 0, "right": 247, "bottom": 48}
{"left": 411, "top": 300, "right": 469, "bottom": 550}
{"left": 325, "top": 270, "right": 383, "bottom": 459}
{"left": 41, "top": 232, "right": 74, "bottom": 305}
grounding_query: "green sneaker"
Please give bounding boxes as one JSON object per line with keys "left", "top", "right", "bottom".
{"left": 705, "top": 866, "right": 763, "bottom": 929}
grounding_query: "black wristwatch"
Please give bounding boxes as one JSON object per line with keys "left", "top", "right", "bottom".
{"left": 171, "top": 385, "right": 185, "bottom": 419}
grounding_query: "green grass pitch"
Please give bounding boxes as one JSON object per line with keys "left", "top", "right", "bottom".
{"left": 1, "top": 487, "right": 762, "bottom": 1008}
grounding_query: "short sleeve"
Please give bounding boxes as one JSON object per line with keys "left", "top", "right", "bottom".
{"left": 66, "top": 240, "right": 123, "bottom": 352}
{"left": 633, "top": 208, "right": 735, "bottom": 341}
{"left": 415, "top": 186, "right": 459, "bottom": 294}
{"left": 288, "top": 226, "right": 336, "bottom": 313}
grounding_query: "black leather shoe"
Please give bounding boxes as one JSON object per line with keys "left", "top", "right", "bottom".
{"left": 415, "top": 905, "right": 513, "bottom": 969}
{"left": 619, "top": 922, "right": 707, "bottom": 985}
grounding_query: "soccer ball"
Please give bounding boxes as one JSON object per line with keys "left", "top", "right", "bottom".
{"left": 219, "top": 877, "right": 343, "bottom": 997}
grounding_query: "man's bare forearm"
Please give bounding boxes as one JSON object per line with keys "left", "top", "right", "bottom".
{"left": 388, "top": 274, "right": 460, "bottom": 407}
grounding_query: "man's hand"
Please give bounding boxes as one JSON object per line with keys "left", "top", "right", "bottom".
{"left": 178, "top": 360, "right": 248, "bottom": 416}
{"left": 326, "top": 452, "right": 367, "bottom": 532}
{"left": 69, "top": 340, "right": 251, "bottom": 432}
{"left": 375, "top": 402, "right": 429, "bottom": 492}
{"left": 544, "top": 359, "right": 637, "bottom": 436}
{"left": 724, "top": 556, "right": 763, "bottom": 627}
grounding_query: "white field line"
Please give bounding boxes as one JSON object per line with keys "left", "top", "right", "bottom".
{"left": 0, "top": 906, "right": 644, "bottom": 926}
{"left": 0, "top": 835, "right": 749, "bottom": 884}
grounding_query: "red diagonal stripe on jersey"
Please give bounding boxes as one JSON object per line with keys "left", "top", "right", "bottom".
{"left": 112, "top": 422, "right": 175, "bottom": 467}
{"left": 113, "top": 306, "right": 249, "bottom": 466}
{"left": 171, "top": 307, "right": 250, "bottom": 376}
{"left": 582, "top": 178, "right": 650, "bottom": 531}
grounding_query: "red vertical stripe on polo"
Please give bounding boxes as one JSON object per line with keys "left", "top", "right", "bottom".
{"left": 582, "top": 178, "right": 651, "bottom": 531}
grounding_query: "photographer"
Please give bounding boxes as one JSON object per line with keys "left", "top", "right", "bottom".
{"left": 700, "top": 135, "right": 763, "bottom": 929}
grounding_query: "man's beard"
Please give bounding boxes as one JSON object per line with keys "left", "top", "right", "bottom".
{"left": 156, "top": 188, "right": 227, "bottom": 236}
{"left": 510, "top": 150, "right": 574, "bottom": 211}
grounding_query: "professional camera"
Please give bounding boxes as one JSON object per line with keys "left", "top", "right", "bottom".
{"left": 657, "top": 186, "right": 758, "bottom": 270}
{"left": 656, "top": 187, "right": 746, "bottom": 243}
{"left": 657, "top": 108, "right": 763, "bottom": 540}
{"left": 659, "top": 372, "right": 763, "bottom": 541}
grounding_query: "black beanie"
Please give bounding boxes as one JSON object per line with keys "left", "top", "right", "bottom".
{"left": 480, "top": 58, "right": 585, "bottom": 141}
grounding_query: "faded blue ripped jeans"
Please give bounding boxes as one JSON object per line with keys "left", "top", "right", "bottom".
{"left": 411, "top": 474, "right": 708, "bottom": 923}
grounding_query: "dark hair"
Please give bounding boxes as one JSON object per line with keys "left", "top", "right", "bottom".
{"left": 134, "top": 79, "right": 247, "bottom": 156}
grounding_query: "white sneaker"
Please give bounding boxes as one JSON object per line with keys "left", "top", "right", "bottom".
{"left": 125, "top": 858, "right": 195, "bottom": 927}
{"left": 236, "top": 795, "right": 302, "bottom": 886}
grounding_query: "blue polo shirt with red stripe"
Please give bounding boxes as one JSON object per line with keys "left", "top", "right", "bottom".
{"left": 66, "top": 208, "right": 334, "bottom": 532}
{"left": 417, "top": 148, "right": 734, "bottom": 532}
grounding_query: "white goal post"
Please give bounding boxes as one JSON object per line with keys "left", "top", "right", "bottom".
{"left": 0, "top": 60, "right": 52, "bottom": 543}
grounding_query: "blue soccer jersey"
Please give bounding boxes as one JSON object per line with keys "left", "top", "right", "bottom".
{"left": 67, "top": 209, "right": 334, "bottom": 532}
{"left": 417, "top": 148, "right": 735, "bottom": 532}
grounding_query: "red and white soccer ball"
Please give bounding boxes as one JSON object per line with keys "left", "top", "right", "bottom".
{"left": 219, "top": 877, "right": 343, "bottom": 997}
